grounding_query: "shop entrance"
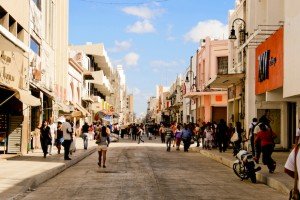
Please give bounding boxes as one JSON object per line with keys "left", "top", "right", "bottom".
{"left": 212, "top": 106, "right": 227, "bottom": 123}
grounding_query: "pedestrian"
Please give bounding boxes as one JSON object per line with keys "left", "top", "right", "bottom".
{"left": 175, "top": 124, "right": 183, "bottom": 151}
{"left": 232, "top": 121, "right": 243, "bottom": 156}
{"left": 88, "top": 124, "right": 94, "bottom": 141}
{"left": 159, "top": 123, "right": 166, "bottom": 143}
{"left": 48, "top": 118, "right": 57, "bottom": 155}
{"left": 255, "top": 123, "right": 276, "bottom": 173}
{"left": 216, "top": 119, "right": 229, "bottom": 153}
{"left": 204, "top": 123, "right": 213, "bottom": 150}
{"left": 132, "top": 124, "right": 137, "bottom": 141}
{"left": 249, "top": 118, "right": 258, "bottom": 156}
{"left": 56, "top": 122, "right": 63, "bottom": 154}
{"left": 253, "top": 118, "right": 269, "bottom": 163}
{"left": 81, "top": 122, "right": 89, "bottom": 150}
{"left": 199, "top": 122, "right": 206, "bottom": 148}
{"left": 182, "top": 124, "right": 192, "bottom": 152}
{"left": 40, "top": 120, "right": 51, "bottom": 158}
{"left": 171, "top": 122, "right": 177, "bottom": 147}
{"left": 164, "top": 124, "right": 173, "bottom": 152}
{"left": 295, "top": 119, "right": 300, "bottom": 145}
{"left": 284, "top": 143, "right": 300, "bottom": 199}
{"left": 194, "top": 124, "right": 200, "bottom": 147}
{"left": 96, "top": 124, "right": 110, "bottom": 168}
{"left": 62, "top": 117, "right": 73, "bottom": 160}
{"left": 137, "top": 125, "right": 144, "bottom": 144}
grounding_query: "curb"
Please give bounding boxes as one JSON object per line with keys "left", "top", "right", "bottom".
{"left": 2, "top": 147, "right": 97, "bottom": 200}
{"left": 191, "top": 147, "right": 290, "bottom": 195}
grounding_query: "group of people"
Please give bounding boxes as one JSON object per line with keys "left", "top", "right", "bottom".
{"left": 155, "top": 120, "right": 243, "bottom": 154}
{"left": 38, "top": 117, "right": 112, "bottom": 168}
{"left": 39, "top": 117, "right": 75, "bottom": 160}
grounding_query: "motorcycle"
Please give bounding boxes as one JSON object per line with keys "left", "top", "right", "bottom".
{"left": 233, "top": 150, "right": 261, "bottom": 183}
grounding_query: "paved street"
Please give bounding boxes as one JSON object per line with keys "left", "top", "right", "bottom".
{"left": 20, "top": 140, "right": 285, "bottom": 200}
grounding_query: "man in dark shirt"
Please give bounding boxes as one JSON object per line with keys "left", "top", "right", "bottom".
{"left": 82, "top": 122, "right": 89, "bottom": 150}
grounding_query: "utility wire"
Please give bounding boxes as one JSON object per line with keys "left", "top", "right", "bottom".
{"left": 78, "top": 0, "right": 169, "bottom": 5}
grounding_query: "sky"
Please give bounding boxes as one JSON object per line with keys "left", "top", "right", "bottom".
{"left": 69, "top": 0, "right": 236, "bottom": 117}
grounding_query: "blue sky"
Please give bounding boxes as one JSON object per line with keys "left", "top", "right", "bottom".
{"left": 69, "top": 0, "right": 235, "bottom": 116}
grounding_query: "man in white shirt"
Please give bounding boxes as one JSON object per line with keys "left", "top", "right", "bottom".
{"left": 62, "top": 117, "right": 73, "bottom": 160}
{"left": 295, "top": 120, "right": 300, "bottom": 145}
{"left": 285, "top": 147, "right": 300, "bottom": 192}
{"left": 48, "top": 118, "right": 57, "bottom": 155}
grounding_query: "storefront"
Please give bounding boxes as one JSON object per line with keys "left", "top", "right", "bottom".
{"left": 0, "top": 49, "right": 40, "bottom": 154}
{"left": 255, "top": 27, "right": 289, "bottom": 149}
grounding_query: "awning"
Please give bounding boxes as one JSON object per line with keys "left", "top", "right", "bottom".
{"left": 206, "top": 73, "right": 245, "bottom": 89}
{"left": 83, "top": 71, "right": 94, "bottom": 80}
{"left": 16, "top": 89, "right": 41, "bottom": 106}
{"left": 53, "top": 102, "right": 70, "bottom": 113}
{"left": 82, "top": 96, "right": 94, "bottom": 103}
{"left": 0, "top": 83, "right": 41, "bottom": 107}
{"left": 30, "top": 82, "right": 55, "bottom": 99}
{"left": 72, "top": 102, "right": 91, "bottom": 117}
{"left": 183, "top": 90, "right": 227, "bottom": 98}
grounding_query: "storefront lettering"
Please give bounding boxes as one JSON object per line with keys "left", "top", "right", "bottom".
{"left": 258, "top": 50, "right": 277, "bottom": 82}
{"left": 0, "top": 67, "right": 15, "bottom": 83}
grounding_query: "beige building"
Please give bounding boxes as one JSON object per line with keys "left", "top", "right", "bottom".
{"left": 0, "top": 0, "right": 41, "bottom": 154}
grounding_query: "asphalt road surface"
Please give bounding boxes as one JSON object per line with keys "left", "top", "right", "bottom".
{"left": 20, "top": 140, "right": 286, "bottom": 200}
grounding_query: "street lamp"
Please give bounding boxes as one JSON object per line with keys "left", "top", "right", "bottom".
{"left": 229, "top": 18, "right": 248, "bottom": 41}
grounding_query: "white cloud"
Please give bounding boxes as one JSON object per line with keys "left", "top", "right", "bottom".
{"left": 166, "top": 24, "right": 176, "bottom": 41}
{"left": 122, "top": 5, "right": 164, "bottom": 19}
{"left": 184, "top": 20, "right": 228, "bottom": 43}
{"left": 124, "top": 52, "right": 139, "bottom": 66}
{"left": 126, "top": 20, "right": 155, "bottom": 33}
{"left": 108, "top": 40, "right": 132, "bottom": 53}
{"left": 150, "top": 59, "right": 185, "bottom": 72}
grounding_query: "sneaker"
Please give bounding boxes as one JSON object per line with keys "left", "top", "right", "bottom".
{"left": 103, "top": 165, "right": 106, "bottom": 168}
{"left": 64, "top": 158, "right": 72, "bottom": 160}
{"left": 98, "top": 162, "right": 101, "bottom": 167}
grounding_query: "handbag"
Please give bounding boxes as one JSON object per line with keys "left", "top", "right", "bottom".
{"left": 230, "top": 132, "right": 239, "bottom": 142}
{"left": 290, "top": 144, "right": 300, "bottom": 200}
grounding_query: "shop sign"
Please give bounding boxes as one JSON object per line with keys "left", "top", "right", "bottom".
{"left": 258, "top": 50, "right": 277, "bottom": 82}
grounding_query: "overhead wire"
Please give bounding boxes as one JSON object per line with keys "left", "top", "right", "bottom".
{"left": 77, "top": 0, "right": 169, "bottom": 6}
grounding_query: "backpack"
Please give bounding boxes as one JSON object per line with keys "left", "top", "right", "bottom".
{"left": 249, "top": 122, "right": 258, "bottom": 138}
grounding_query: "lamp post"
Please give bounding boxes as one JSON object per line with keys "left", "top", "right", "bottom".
{"left": 229, "top": 18, "right": 248, "bottom": 41}
{"left": 229, "top": 18, "right": 247, "bottom": 128}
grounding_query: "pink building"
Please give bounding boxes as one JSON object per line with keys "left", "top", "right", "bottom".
{"left": 185, "top": 37, "right": 229, "bottom": 124}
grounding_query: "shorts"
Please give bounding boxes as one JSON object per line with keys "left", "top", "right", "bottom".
{"left": 98, "top": 145, "right": 107, "bottom": 151}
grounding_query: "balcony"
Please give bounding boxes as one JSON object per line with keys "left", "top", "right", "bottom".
{"left": 88, "top": 70, "right": 112, "bottom": 96}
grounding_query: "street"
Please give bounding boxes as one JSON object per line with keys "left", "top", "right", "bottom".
{"left": 20, "top": 139, "right": 285, "bottom": 200}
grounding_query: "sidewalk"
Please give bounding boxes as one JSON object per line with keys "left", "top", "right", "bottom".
{"left": 191, "top": 147, "right": 293, "bottom": 195}
{"left": 0, "top": 138, "right": 97, "bottom": 200}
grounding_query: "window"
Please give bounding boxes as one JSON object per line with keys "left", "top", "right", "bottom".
{"left": 30, "top": 37, "right": 40, "bottom": 55}
{"left": 32, "top": 0, "right": 41, "bottom": 10}
{"left": 217, "top": 57, "right": 228, "bottom": 75}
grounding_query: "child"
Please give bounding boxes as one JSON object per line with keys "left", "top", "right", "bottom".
{"left": 204, "top": 123, "right": 213, "bottom": 150}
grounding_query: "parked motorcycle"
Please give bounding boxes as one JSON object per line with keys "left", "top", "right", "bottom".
{"left": 233, "top": 150, "right": 261, "bottom": 183}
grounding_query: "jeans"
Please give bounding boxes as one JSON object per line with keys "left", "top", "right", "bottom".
{"left": 183, "top": 138, "right": 191, "bottom": 152}
{"left": 262, "top": 144, "right": 276, "bottom": 171}
{"left": 63, "top": 140, "right": 72, "bottom": 159}
{"left": 138, "top": 135, "right": 144, "bottom": 144}
{"left": 83, "top": 133, "right": 88, "bottom": 149}
{"left": 166, "top": 136, "right": 172, "bottom": 151}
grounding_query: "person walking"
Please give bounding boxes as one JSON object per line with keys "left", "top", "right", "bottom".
{"left": 137, "top": 125, "right": 145, "bottom": 144}
{"left": 175, "top": 125, "right": 183, "bottom": 151}
{"left": 249, "top": 118, "right": 258, "bottom": 156}
{"left": 62, "top": 117, "right": 73, "bottom": 160}
{"left": 232, "top": 121, "right": 243, "bottom": 156}
{"left": 81, "top": 122, "right": 89, "bottom": 150}
{"left": 216, "top": 119, "right": 229, "bottom": 153}
{"left": 255, "top": 123, "right": 276, "bottom": 173}
{"left": 164, "top": 124, "right": 173, "bottom": 152}
{"left": 182, "top": 124, "right": 192, "bottom": 152}
{"left": 97, "top": 124, "right": 110, "bottom": 168}
{"left": 56, "top": 122, "right": 63, "bottom": 154}
{"left": 48, "top": 119, "right": 57, "bottom": 155}
{"left": 159, "top": 123, "right": 166, "bottom": 143}
{"left": 40, "top": 120, "right": 51, "bottom": 158}
{"left": 171, "top": 122, "right": 177, "bottom": 147}
{"left": 204, "top": 123, "right": 213, "bottom": 150}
